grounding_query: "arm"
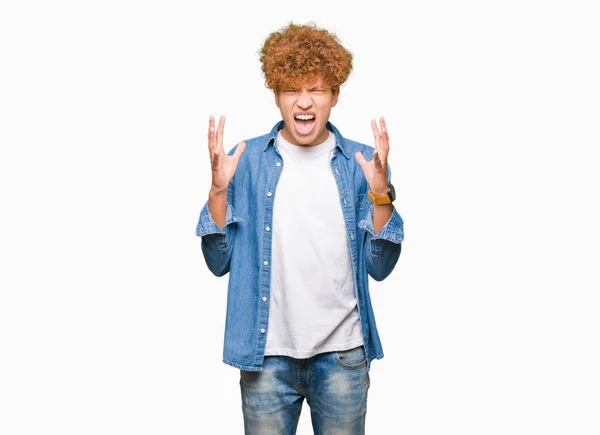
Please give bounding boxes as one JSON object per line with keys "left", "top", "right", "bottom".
{"left": 197, "top": 185, "right": 243, "bottom": 277}
{"left": 196, "top": 115, "right": 246, "bottom": 277}
{"left": 373, "top": 202, "right": 392, "bottom": 234}
{"left": 355, "top": 117, "right": 404, "bottom": 281}
{"left": 360, "top": 203, "right": 403, "bottom": 281}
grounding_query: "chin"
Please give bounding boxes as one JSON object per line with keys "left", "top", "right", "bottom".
{"left": 297, "top": 134, "right": 317, "bottom": 144}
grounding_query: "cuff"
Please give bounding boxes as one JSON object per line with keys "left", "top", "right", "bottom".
{"left": 196, "top": 201, "right": 243, "bottom": 237}
{"left": 358, "top": 204, "right": 404, "bottom": 244}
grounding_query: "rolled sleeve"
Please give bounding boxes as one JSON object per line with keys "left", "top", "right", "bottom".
{"left": 196, "top": 201, "right": 243, "bottom": 277}
{"left": 196, "top": 201, "right": 243, "bottom": 237}
{"left": 358, "top": 205, "right": 404, "bottom": 281}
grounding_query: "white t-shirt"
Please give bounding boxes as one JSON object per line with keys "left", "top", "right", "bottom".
{"left": 264, "top": 130, "right": 364, "bottom": 358}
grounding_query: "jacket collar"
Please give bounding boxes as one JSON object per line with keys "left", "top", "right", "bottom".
{"left": 263, "top": 120, "right": 351, "bottom": 160}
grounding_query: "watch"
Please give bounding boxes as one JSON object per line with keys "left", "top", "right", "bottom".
{"left": 368, "top": 183, "right": 396, "bottom": 205}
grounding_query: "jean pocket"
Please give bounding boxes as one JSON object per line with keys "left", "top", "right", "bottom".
{"left": 334, "top": 346, "right": 367, "bottom": 369}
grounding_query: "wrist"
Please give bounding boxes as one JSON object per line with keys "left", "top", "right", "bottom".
{"left": 370, "top": 188, "right": 388, "bottom": 196}
{"left": 369, "top": 181, "right": 389, "bottom": 196}
{"left": 209, "top": 186, "right": 228, "bottom": 197}
{"left": 367, "top": 183, "right": 396, "bottom": 205}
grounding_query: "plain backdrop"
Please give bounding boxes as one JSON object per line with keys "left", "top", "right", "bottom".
{"left": 1, "top": 0, "right": 599, "bottom": 434}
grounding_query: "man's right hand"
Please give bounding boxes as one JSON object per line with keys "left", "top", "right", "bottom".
{"left": 208, "top": 115, "right": 246, "bottom": 195}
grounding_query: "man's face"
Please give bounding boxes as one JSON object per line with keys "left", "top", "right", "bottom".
{"left": 274, "top": 76, "right": 339, "bottom": 147}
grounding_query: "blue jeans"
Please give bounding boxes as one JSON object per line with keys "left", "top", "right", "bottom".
{"left": 239, "top": 345, "right": 370, "bottom": 434}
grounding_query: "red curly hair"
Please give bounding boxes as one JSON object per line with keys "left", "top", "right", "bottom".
{"left": 259, "top": 22, "right": 353, "bottom": 93}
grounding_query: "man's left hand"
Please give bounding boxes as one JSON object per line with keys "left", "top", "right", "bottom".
{"left": 354, "top": 117, "right": 390, "bottom": 195}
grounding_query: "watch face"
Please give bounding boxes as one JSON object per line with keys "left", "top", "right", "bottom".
{"left": 388, "top": 184, "right": 396, "bottom": 202}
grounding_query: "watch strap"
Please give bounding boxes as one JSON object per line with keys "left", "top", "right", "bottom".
{"left": 368, "top": 188, "right": 392, "bottom": 205}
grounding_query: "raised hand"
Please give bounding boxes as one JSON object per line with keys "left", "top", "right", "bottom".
{"left": 208, "top": 115, "right": 246, "bottom": 194}
{"left": 354, "top": 117, "right": 390, "bottom": 195}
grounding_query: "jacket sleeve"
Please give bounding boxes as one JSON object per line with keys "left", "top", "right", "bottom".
{"left": 358, "top": 204, "right": 403, "bottom": 281}
{"left": 195, "top": 182, "right": 243, "bottom": 277}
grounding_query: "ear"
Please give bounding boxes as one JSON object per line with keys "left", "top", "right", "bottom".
{"left": 331, "top": 89, "right": 339, "bottom": 108}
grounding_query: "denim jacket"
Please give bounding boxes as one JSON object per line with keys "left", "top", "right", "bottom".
{"left": 196, "top": 121, "right": 404, "bottom": 371}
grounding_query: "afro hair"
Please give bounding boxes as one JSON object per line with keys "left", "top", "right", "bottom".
{"left": 259, "top": 22, "right": 353, "bottom": 93}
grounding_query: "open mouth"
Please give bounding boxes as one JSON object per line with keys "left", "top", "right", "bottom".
{"left": 294, "top": 113, "right": 315, "bottom": 135}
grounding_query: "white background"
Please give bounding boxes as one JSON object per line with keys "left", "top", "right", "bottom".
{"left": 1, "top": 0, "right": 599, "bottom": 434}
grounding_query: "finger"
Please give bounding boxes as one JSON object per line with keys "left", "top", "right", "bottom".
{"left": 373, "top": 149, "right": 383, "bottom": 171}
{"left": 371, "top": 118, "right": 381, "bottom": 151}
{"left": 379, "top": 116, "right": 390, "bottom": 154}
{"left": 216, "top": 115, "right": 225, "bottom": 153}
{"left": 212, "top": 148, "right": 220, "bottom": 170}
{"left": 354, "top": 151, "right": 368, "bottom": 170}
{"left": 208, "top": 115, "right": 216, "bottom": 157}
{"left": 379, "top": 116, "right": 390, "bottom": 166}
{"left": 379, "top": 117, "right": 389, "bottom": 144}
{"left": 376, "top": 145, "right": 388, "bottom": 169}
{"left": 232, "top": 141, "right": 246, "bottom": 163}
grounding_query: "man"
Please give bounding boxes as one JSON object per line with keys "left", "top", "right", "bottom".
{"left": 196, "top": 22, "right": 403, "bottom": 434}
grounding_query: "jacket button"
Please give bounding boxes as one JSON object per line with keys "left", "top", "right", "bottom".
{"left": 265, "top": 226, "right": 270, "bottom": 232}
{"left": 276, "top": 162, "right": 281, "bottom": 167}
{"left": 262, "top": 296, "right": 267, "bottom": 302}
{"left": 260, "top": 328, "right": 266, "bottom": 334}
{"left": 267, "top": 192, "right": 272, "bottom": 197}
{"left": 263, "top": 261, "right": 268, "bottom": 266}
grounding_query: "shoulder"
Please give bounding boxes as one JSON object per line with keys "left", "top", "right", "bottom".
{"left": 340, "top": 137, "right": 376, "bottom": 160}
{"left": 228, "top": 121, "right": 282, "bottom": 160}
{"left": 226, "top": 132, "right": 270, "bottom": 154}
{"left": 328, "top": 122, "right": 375, "bottom": 161}
{"left": 226, "top": 131, "right": 274, "bottom": 165}
{"left": 245, "top": 132, "right": 275, "bottom": 151}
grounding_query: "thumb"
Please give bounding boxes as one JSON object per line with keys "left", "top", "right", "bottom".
{"left": 232, "top": 141, "right": 246, "bottom": 162}
{"left": 354, "top": 151, "right": 367, "bottom": 170}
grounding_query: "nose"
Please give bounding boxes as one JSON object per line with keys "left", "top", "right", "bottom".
{"left": 297, "top": 90, "right": 312, "bottom": 109}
